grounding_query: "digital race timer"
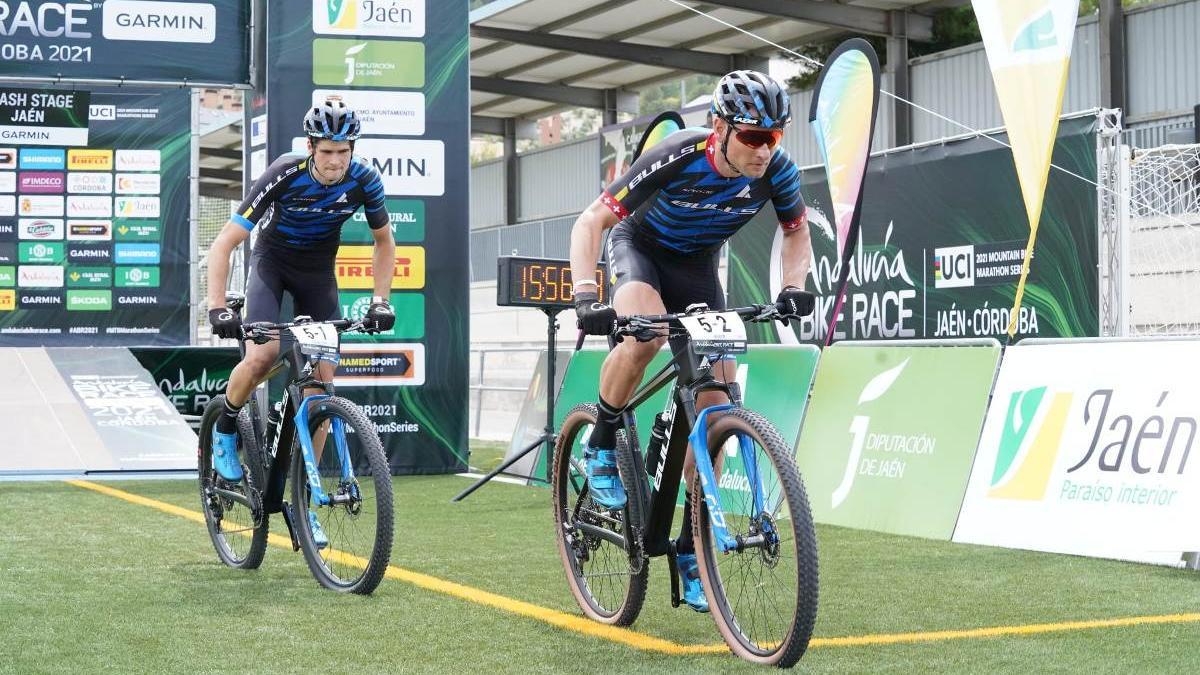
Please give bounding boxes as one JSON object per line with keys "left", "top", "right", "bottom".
{"left": 496, "top": 256, "right": 608, "bottom": 309}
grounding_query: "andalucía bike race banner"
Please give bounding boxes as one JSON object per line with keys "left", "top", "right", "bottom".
{"left": 728, "top": 113, "right": 1100, "bottom": 344}
{"left": 0, "top": 0, "right": 251, "bottom": 86}
{"left": 0, "top": 86, "right": 191, "bottom": 345}
{"left": 265, "top": 0, "right": 468, "bottom": 474}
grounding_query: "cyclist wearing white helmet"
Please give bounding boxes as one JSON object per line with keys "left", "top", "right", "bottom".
{"left": 568, "top": 70, "right": 816, "bottom": 612}
{"left": 203, "top": 99, "right": 396, "bottom": 545}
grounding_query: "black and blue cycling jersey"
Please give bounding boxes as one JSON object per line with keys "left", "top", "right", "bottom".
{"left": 600, "top": 128, "right": 806, "bottom": 256}
{"left": 233, "top": 153, "right": 388, "bottom": 261}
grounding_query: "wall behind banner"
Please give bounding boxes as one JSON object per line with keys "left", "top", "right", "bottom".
{"left": 263, "top": 0, "right": 469, "bottom": 474}
{"left": 729, "top": 114, "right": 1100, "bottom": 344}
{"left": 0, "top": 87, "right": 191, "bottom": 345}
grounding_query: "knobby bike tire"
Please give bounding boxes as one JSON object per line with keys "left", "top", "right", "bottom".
{"left": 197, "top": 395, "right": 269, "bottom": 570}
{"left": 691, "top": 407, "right": 819, "bottom": 668}
{"left": 552, "top": 403, "right": 648, "bottom": 626}
{"left": 289, "top": 396, "right": 394, "bottom": 595}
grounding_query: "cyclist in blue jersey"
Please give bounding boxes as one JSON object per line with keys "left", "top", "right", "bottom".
{"left": 204, "top": 100, "right": 396, "bottom": 546}
{"left": 569, "top": 71, "right": 816, "bottom": 612}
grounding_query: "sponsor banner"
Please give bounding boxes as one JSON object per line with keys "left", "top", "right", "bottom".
{"left": 67, "top": 244, "right": 113, "bottom": 264}
{"left": 313, "top": 89, "right": 424, "bottom": 136}
{"left": 19, "top": 195, "right": 64, "bottom": 216}
{"left": 335, "top": 343, "right": 425, "bottom": 387}
{"left": 250, "top": 115, "right": 267, "bottom": 147}
{"left": 727, "top": 114, "right": 1100, "bottom": 344}
{"left": 18, "top": 171, "right": 63, "bottom": 193}
{"left": 0, "top": 289, "right": 11, "bottom": 309}
{"left": 356, "top": 139, "right": 444, "bottom": 196}
{"left": 0, "top": 148, "right": 14, "bottom": 169}
{"left": 18, "top": 242, "right": 63, "bottom": 264}
{"left": 128, "top": 346, "right": 241, "bottom": 420}
{"left": 114, "top": 150, "right": 161, "bottom": 172}
{"left": 0, "top": 265, "right": 12, "bottom": 287}
{"left": 67, "top": 220, "right": 113, "bottom": 241}
{"left": 0, "top": 89, "right": 90, "bottom": 146}
{"left": 0, "top": 171, "right": 13, "bottom": 192}
{"left": 67, "top": 289, "right": 112, "bottom": 311}
{"left": 337, "top": 291, "right": 424, "bottom": 340}
{"left": 18, "top": 148, "right": 65, "bottom": 170}
{"left": 19, "top": 218, "right": 63, "bottom": 240}
{"left": 335, "top": 245, "right": 424, "bottom": 289}
{"left": 0, "top": 242, "right": 14, "bottom": 263}
{"left": 795, "top": 343, "right": 1000, "bottom": 539}
{"left": 114, "top": 291, "right": 159, "bottom": 306}
{"left": 115, "top": 173, "right": 160, "bottom": 195}
{"left": 312, "top": 39, "right": 425, "bottom": 88}
{"left": 0, "top": 1, "right": 250, "bottom": 87}
{"left": 0, "top": 195, "right": 13, "bottom": 216}
{"left": 114, "top": 196, "right": 159, "bottom": 218}
{"left": 114, "top": 243, "right": 160, "bottom": 265}
{"left": 89, "top": 104, "right": 116, "bottom": 121}
{"left": 18, "top": 265, "right": 64, "bottom": 287}
{"left": 0, "top": 220, "right": 13, "bottom": 238}
{"left": 115, "top": 266, "right": 159, "bottom": 288}
{"left": 18, "top": 290, "right": 62, "bottom": 307}
{"left": 954, "top": 341, "right": 1200, "bottom": 565}
{"left": 113, "top": 220, "right": 161, "bottom": 241}
{"left": 67, "top": 172, "right": 114, "bottom": 194}
{"left": 67, "top": 266, "right": 113, "bottom": 288}
{"left": 68, "top": 149, "right": 114, "bottom": 171}
{"left": 67, "top": 195, "right": 113, "bottom": 218}
{"left": 313, "top": 0, "right": 425, "bottom": 38}
{"left": 343, "top": 198, "right": 424, "bottom": 243}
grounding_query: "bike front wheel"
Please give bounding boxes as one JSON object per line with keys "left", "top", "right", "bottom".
{"left": 552, "top": 403, "right": 648, "bottom": 626}
{"left": 197, "top": 395, "right": 268, "bottom": 570}
{"left": 289, "top": 396, "right": 394, "bottom": 594}
{"left": 691, "top": 408, "right": 818, "bottom": 668}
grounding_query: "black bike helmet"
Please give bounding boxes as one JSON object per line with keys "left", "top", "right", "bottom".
{"left": 303, "top": 99, "right": 362, "bottom": 141}
{"left": 710, "top": 70, "right": 791, "bottom": 130}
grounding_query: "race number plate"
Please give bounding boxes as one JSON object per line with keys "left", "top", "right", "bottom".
{"left": 679, "top": 312, "right": 747, "bottom": 355}
{"left": 288, "top": 323, "right": 340, "bottom": 357}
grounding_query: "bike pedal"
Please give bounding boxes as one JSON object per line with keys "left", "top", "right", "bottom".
{"left": 280, "top": 501, "right": 301, "bottom": 552}
{"left": 666, "top": 540, "right": 681, "bottom": 609}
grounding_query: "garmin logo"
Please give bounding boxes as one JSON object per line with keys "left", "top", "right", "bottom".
{"left": 117, "top": 294, "right": 156, "bottom": 305}
{"left": 20, "top": 293, "right": 61, "bottom": 305}
{"left": 102, "top": 1, "right": 216, "bottom": 43}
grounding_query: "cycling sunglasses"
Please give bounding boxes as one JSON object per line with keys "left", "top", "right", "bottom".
{"left": 733, "top": 127, "right": 784, "bottom": 149}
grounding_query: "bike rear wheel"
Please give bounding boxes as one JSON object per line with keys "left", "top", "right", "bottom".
{"left": 290, "top": 396, "right": 394, "bottom": 594}
{"left": 552, "top": 403, "right": 648, "bottom": 626}
{"left": 691, "top": 408, "right": 818, "bottom": 667}
{"left": 198, "top": 395, "right": 268, "bottom": 570}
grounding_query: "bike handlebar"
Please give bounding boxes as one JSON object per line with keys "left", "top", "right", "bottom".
{"left": 240, "top": 318, "right": 365, "bottom": 344}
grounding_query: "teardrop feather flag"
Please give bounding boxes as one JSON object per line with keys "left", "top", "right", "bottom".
{"left": 972, "top": 0, "right": 1079, "bottom": 338}
{"left": 809, "top": 38, "right": 882, "bottom": 346}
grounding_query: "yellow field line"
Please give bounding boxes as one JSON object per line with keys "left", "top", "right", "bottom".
{"left": 66, "top": 479, "right": 1200, "bottom": 655}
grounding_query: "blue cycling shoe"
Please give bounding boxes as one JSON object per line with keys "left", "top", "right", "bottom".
{"left": 307, "top": 510, "right": 328, "bottom": 550}
{"left": 211, "top": 429, "right": 243, "bottom": 482}
{"left": 676, "top": 553, "right": 710, "bottom": 613}
{"left": 584, "top": 446, "right": 626, "bottom": 510}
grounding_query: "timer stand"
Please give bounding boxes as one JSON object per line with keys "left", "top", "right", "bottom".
{"left": 453, "top": 305, "right": 564, "bottom": 502}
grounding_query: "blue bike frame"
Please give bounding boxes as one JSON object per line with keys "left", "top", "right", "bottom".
{"left": 293, "top": 393, "right": 355, "bottom": 507}
{"left": 688, "top": 404, "right": 772, "bottom": 554}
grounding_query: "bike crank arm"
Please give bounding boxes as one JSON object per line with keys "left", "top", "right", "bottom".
{"left": 573, "top": 520, "right": 627, "bottom": 549}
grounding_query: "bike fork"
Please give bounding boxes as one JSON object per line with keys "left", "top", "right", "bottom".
{"left": 688, "top": 405, "right": 771, "bottom": 554}
{"left": 293, "top": 394, "right": 355, "bottom": 509}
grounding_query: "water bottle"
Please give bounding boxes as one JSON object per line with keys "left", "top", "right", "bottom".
{"left": 644, "top": 411, "right": 672, "bottom": 484}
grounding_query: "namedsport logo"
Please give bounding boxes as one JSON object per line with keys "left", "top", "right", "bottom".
{"left": 987, "top": 386, "right": 1072, "bottom": 500}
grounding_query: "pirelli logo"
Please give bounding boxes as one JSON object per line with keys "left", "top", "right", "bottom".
{"left": 335, "top": 245, "right": 425, "bottom": 289}
{"left": 68, "top": 149, "right": 114, "bottom": 171}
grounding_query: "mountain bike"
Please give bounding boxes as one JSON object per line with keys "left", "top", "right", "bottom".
{"left": 552, "top": 302, "right": 818, "bottom": 667}
{"left": 198, "top": 292, "right": 394, "bottom": 594}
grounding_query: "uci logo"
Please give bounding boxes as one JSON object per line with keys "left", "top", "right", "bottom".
{"left": 933, "top": 245, "right": 975, "bottom": 289}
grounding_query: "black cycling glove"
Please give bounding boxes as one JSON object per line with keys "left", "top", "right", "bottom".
{"left": 365, "top": 301, "right": 395, "bottom": 333}
{"left": 574, "top": 291, "right": 617, "bottom": 336}
{"left": 774, "top": 286, "right": 816, "bottom": 326}
{"left": 208, "top": 307, "right": 243, "bottom": 340}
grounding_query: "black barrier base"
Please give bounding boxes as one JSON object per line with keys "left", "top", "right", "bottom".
{"left": 453, "top": 308, "right": 563, "bottom": 502}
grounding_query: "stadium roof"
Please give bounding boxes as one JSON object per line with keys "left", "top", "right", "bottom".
{"left": 470, "top": 0, "right": 942, "bottom": 132}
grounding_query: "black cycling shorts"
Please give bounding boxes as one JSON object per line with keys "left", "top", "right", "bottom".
{"left": 605, "top": 222, "right": 725, "bottom": 313}
{"left": 243, "top": 250, "right": 339, "bottom": 325}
